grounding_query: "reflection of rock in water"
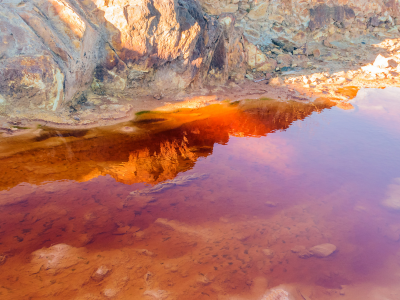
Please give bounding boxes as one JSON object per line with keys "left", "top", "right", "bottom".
{"left": 0, "top": 99, "right": 334, "bottom": 191}
{"left": 130, "top": 173, "right": 209, "bottom": 196}
{"left": 124, "top": 173, "right": 209, "bottom": 209}
{"left": 106, "top": 139, "right": 198, "bottom": 185}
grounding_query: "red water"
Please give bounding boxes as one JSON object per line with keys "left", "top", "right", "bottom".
{"left": 1, "top": 91, "right": 400, "bottom": 300}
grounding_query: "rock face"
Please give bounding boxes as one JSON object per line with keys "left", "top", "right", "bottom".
{"left": 0, "top": 0, "right": 246, "bottom": 116}
{"left": 198, "top": 0, "right": 400, "bottom": 46}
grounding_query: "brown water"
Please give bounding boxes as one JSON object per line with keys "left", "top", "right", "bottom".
{"left": 1, "top": 89, "right": 400, "bottom": 300}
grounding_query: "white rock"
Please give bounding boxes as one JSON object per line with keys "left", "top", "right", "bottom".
{"left": 373, "top": 54, "right": 389, "bottom": 69}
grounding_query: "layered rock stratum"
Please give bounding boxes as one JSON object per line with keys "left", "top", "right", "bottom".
{"left": 0, "top": 0, "right": 399, "bottom": 123}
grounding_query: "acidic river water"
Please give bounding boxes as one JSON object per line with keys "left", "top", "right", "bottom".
{"left": 1, "top": 88, "right": 400, "bottom": 300}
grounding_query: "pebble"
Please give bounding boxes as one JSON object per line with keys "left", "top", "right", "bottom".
{"left": 92, "top": 265, "right": 111, "bottom": 281}
{"left": 262, "top": 248, "right": 275, "bottom": 258}
{"left": 103, "top": 288, "right": 118, "bottom": 298}
{"left": 309, "top": 243, "right": 337, "bottom": 258}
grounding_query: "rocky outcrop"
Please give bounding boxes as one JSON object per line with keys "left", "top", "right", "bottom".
{"left": 0, "top": 0, "right": 399, "bottom": 119}
{"left": 0, "top": 0, "right": 246, "bottom": 116}
{"left": 198, "top": 0, "right": 400, "bottom": 46}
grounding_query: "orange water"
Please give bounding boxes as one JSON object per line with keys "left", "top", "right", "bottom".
{"left": 1, "top": 90, "right": 400, "bottom": 300}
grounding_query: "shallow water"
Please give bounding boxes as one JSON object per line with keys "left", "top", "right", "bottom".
{"left": 1, "top": 90, "right": 400, "bottom": 300}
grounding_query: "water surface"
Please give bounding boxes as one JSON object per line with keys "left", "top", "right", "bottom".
{"left": 1, "top": 90, "right": 400, "bottom": 300}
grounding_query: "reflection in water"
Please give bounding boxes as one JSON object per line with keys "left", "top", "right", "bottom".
{"left": 0, "top": 99, "right": 333, "bottom": 190}
{"left": 1, "top": 93, "right": 400, "bottom": 300}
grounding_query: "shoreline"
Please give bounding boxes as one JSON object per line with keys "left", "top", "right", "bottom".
{"left": 0, "top": 77, "right": 396, "bottom": 133}
{"left": 1, "top": 34, "right": 400, "bottom": 133}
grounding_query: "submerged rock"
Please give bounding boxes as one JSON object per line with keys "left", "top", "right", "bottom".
{"left": 92, "top": 265, "right": 111, "bottom": 282}
{"left": 291, "top": 245, "right": 313, "bottom": 259}
{"left": 30, "top": 244, "right": 84, "bottom": 275}
{"left": 261, "top": 288, "right": 290, "bottom": 300}
{"left": 143, "top": 290, "right": 170, "bottom": 300}
{"left": 309, "top": 243, "right": 337, "bottom": 258}
{"left": 262, "top": 248, "right": 275, "bottom": 258}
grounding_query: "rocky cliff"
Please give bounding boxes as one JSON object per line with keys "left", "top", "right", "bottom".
{"left": 0, "top": 0, "right": 399, "bottom": 121}
{"left": 0, "top": 0, "right": 246, "bottom": 117}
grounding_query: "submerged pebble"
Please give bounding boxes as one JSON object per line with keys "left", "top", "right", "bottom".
{"left": 309, "top": 243, "right": 337, "bottom": 258}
